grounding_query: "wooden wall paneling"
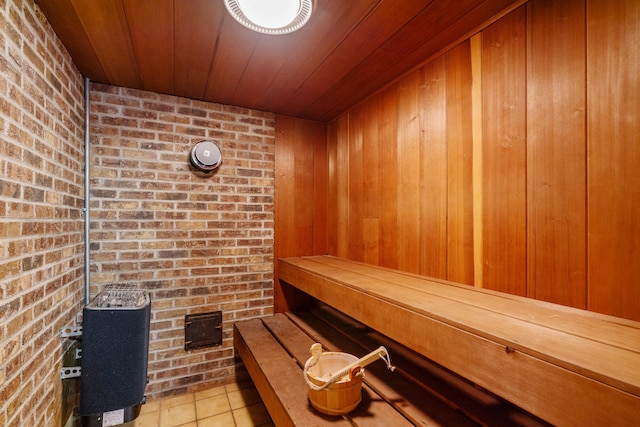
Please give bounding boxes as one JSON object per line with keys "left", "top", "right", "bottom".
{"left": 362, "top": 218, "right": 380, "bottom": 266}
{"left": 312, "top": 122, "right": 329, "bottom": 256}
{"left": 346, "top": 98, "right": 383, "bottom": 265}
{"left": 326, "top": 121, "right": 338, "bottom": 256}
{"left": 294, "top": 120, "right": 321, "bottom": 253}
{"left": 274, "top": 115, "right": 298, "bottom": 312}
{"left": 310, "top": 0, "right": 639, "bottom": 321}
{"left": 526, "top": 0, "right": 587, "bottom": 308}
{"left": 361, "top": 99, "right": 382, "bottom": 265}
{"left": 480, "top": 7, "right": 528, "bottom": 296}
{"left": 446, "top": 41, "right": 475, "bottom": 285}
{"left": 419, "top": 57, "right": 449, "bottom": 279}
{"left": 471, "top": 34, "right": 484, "bottom": 288}
{"left": 334, "top": 115, "right": 351, "bottom": 259}
{"left": 347, "top": 106, "right": 366, "bottom": 261}
{"left": 275, "top": 116, "right": 296, "bottom": 258}
{"left": 274, "top": 116, "right": 326, "bottom": 312}
{"left": 396, "top": 74, "right": 423, "bottom": 274}
{"left": 378, "top": 91, "right": 400, "bottom": 270}
{"left": 587, "top": 0, "right": 640, "bottom": 321}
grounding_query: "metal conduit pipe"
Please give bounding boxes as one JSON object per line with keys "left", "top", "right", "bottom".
{"left": 84, "top": 77, "right": 91, "bottom": 305}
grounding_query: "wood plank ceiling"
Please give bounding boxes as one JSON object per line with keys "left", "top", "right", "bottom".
{"left": 37, "top": 0, "right": 521, "bottom": 122}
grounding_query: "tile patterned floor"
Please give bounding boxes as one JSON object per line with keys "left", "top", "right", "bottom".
{"left": 127, "top": 382, "right": 274, "bottom": 427}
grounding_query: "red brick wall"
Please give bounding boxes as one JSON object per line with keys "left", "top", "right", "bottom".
{"left": 89, "top": 84, "right": 275, "bottom": 398}
{"left": 0, "top": 1, "right": 86, "bottom": 426}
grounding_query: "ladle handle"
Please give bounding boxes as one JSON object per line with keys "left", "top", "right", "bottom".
{"left": 326, "top": 346, "right": 389, "bottom": 379}
{"left": 304, "top": 345, "right": 395, "bottom": 392}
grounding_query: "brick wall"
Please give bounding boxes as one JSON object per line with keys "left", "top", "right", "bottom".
{"left": 89, "top": 84, "right": 275, "bottom": 398}
{"left": 0, "top": 1, "right": 86, "bottom": 426}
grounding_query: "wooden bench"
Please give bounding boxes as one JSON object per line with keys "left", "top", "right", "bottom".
{"left": 234, "top": 308, "right": 549, "bottom": 426}
{"left": 273, "top": 256, "right": 640, "bottom": 426}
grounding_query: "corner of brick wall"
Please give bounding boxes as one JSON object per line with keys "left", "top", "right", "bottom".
{"left": 89, "top": 83, "right": 275, "bottom": 398}
{"left": 0, "top": 1, "right": 86, "bottom": 426}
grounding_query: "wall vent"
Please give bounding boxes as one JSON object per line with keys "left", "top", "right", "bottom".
{"left": 184, "top": 311, "right": 222, "bottom": 351}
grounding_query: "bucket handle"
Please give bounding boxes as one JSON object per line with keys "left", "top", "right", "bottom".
{"left": 303, "top": 343, "right": 395, "bottom": 392}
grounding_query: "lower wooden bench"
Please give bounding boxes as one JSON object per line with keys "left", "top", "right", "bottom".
{"left": 234, "top": 308, "right": 549, "bottom": 426}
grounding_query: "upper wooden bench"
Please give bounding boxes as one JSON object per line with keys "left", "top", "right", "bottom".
{"left": 278, "top": 255, "right": 640, "bottom": 427}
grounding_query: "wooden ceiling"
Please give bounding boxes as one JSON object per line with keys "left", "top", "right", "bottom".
{"left": 37, "top": 0, "right": 521, "bottom": 122}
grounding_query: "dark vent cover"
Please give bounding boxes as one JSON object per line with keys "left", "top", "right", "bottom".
{"left": 184, "top": 311, "right": 222, "bottom": 351}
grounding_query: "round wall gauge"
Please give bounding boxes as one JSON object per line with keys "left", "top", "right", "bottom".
{"left": 190, "top": 140, "right": 222, "bottom": 172}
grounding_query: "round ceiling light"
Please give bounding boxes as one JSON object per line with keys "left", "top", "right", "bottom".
{"left": 224, "top": 0, "right": 313, "bottom": 35}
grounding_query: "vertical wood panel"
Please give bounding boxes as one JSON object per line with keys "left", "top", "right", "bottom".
{"left": 275, "top": 116, "right": 296, "bottom": 259}
{"left": 313, "top": 123, "right": 329, "bottom": 256}
{"left": 378, "top": 91, "right": 400, "bottom": 269}
{"left": 348, "top": 105, "right": 365, "bottom": 261}
{"left": 471, "top": 34, "right": 484, "bottom": 288}
{"left": 274, "top": 115, "right": 298, "bottom": 313}
{"left": 274, "top": 116, "right": 327, "bottom": 312}
{"left": 481, "top": 7, "right": 528, "bottom": 296}
{"left": 396, "top": 74, "right": 422, "bottom": 273}
{"left": 335, "top": 115, "right": 350, "bottom": 259}
{"left": 527, "top": 0, "right": 586, "bottom": 307}
{"left": 362, "top": 98, "right": 382, "bottom": 265}
{"left": 419, "top": 57, "right": 448, "bottom": 278}
{"left": 587, "top": 0, "right": 640, "bottom": 321}
{"left": 294, "top": 121, "right": 319, "bottom": 251}
{"left": 446, "top": 41, "right": 475, "bottom": 285}
{"left": 326, "top": 121, "right": 339, "bottom": 256}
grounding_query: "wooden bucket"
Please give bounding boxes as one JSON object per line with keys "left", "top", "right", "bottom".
{"left": 306, "top": 352, "right": 363, "bottom": 415}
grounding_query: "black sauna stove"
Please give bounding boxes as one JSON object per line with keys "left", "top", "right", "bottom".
{"left": 80, "top": 285, "right": 150, "bottom": 427}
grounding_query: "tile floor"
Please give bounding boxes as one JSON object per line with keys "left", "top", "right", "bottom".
{"left": 127, "top": 381, "right": 274, "bottom": 427}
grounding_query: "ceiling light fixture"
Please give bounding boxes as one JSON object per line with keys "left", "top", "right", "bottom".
{"left": 224, "top": 0, "right": 313, "bottom": 35}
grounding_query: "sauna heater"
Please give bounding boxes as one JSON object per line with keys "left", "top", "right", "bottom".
{"left": 80, "top": 285, "right": 151, "bottom": 427}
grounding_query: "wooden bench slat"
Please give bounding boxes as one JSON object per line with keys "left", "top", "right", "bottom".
{"left": 233, "top": 319, "right": 351, "bottom": 427}
{"left": 260, "top": 313, "right": 317, "bottom": 364}
{"left": 279, "top": 255, "right": 640, "bottom": 427}
{"left": 261, "top": 314, "right": 414, "bottom": 427}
